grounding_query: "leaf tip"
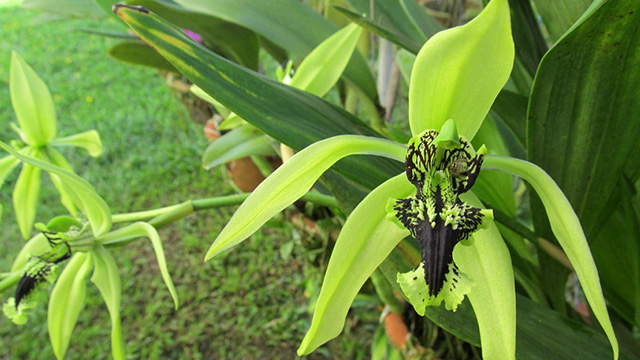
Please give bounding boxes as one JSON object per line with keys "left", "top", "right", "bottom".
{"left": 112, "top": 4, "right": 149, "bottom": 17}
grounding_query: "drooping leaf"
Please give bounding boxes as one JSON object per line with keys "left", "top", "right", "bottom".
{"left": 204, "top": 135, "right": 405, "bottom": 260}
{"left": 96, "top": 222, "right": 178, "bottom": 308}
{"left": 48, "top": 252, "right": 93, "bottom": 360}
{"left": 484, "top": 155, "right": 618, "bottom": 359}
{"left": 175, "top": 0, "right": 378, "bottom": 101}
{"left": 114, "top": 5, "right": 404, "bottom": 189}
{"left": 50, "top": 130, "right": 103, "bottom": 158}
{"left": 202, "top": 126, "right": 275, "bottom": 170}
{"left": 298, "top": 174, "right": 413, "bottom": 355}
{"left": 10, "top": 51, "right": 57, "bottom": 146}
{"left": 0, "top": 141, "right": 112, "bottom": 237}
{"left": 126, "top": 0, "right": 260, "bottom": 69}
{"left": 13, "top": 152, "right": 41, "bottom": 240}
{"left": 408, "top": 0, "right": 514, "bottom": 139}
{"left": 108, "top": 41, "right": 179, "bottom": 72}
{"left": 91, "top": 246, "right": 125, "bottom": 360}
{"left": 528, "top": 0, "right": 640, "bottom": 241}
{"left": 289, "top": 23, "right": 362, "bottom": 97}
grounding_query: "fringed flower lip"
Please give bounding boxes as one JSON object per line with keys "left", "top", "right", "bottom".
{"left": 387, "top": 120, "right": 493, "bottom": 314}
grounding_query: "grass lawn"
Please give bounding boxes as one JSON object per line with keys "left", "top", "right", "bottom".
{"left": 0, "top": 6, "right": 375, "bottom": 359}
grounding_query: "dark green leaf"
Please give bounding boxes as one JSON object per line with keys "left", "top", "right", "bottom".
{"left": 531, "top": 0, "right": 592, "bottom": 42}
{"left": 108, "top": 41, "right": 178, "bottom": 72}
{"left": 508, "top": 0, "right": 548, "bottom": 76}
{"left": 115, "top": 5, "right": 403, "bottom": 189}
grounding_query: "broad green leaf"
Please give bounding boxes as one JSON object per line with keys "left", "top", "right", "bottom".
{"left": 115, "top": 5, "right": 404, "bottom": 189}
{"left": 289, "top": 23, "right": 361, "bottom": 97}
{"left": 528, "top": 0, "right": 640, "bottom": 241}
{"left": 96, "top": 222, "right": 178, "bottom": 309}
{"left": 91, "top": 246, "right": 125, "bottom": 360}
{"left": 0, "top": 155, "right": 20, "bottom": 189}
{"left": 108, "top": 41, "right": 178, "bottom": 72}
{"left": 48, "top": 252, "right": 93, "bottom": 360}
{"left": 205, "top": 135, "right": 406, "bottom": 260}
{"left": 408, "top": 0, "right": 514, "bottom": 139}
{"left": 50, "top": 130, "right": 103, "bottom": 158}
{"left": 298, "top": 174, "right": 412, "bottom": 355}
{"left": 10, "top": 51, "right": 57, "bottom": 146}
{"left": 456, "top": 192, "right": 515, "bottom": 360}
{"left": 531, "top": 0, "right": 591, "bottom": 42}
{"left": 126, "top": 0, "right": 260, "bottom": 70}
{"left": 484, "top": 155, "right": 618, "bottom": 359}
{"left": 39, "top": 147, "right": 78, "bottom": 216}
{"left": 175, "top": 0, "right": 378, "bottom": 101}
{"left": 333, "top": 6, "right": 422, "bottom": 54}
{"left": 0, "top": 141, "right": 112, "bottom": 237}
{"left": 490, "top": 90, "right": 527, "bottom": 148}
{"left": 344, "top": 0, "right": 443, "bottom": 44}
{"left": 202, "top": 126, "right": 275, "bottom": 170}
{"left": 13, "top": 150, "right": 41, "bottom": 239}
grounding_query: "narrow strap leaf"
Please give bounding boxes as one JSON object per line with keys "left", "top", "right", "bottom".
{"left": 205, "top": 135, "right": 406, "bottom": 260}
{"left": 298, "top": 174, "right": 413, "bottom": 355}
{"left": 483, "top": 155, "right": 618, "bottom": 359}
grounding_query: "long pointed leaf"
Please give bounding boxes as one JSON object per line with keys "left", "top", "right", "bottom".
{"left": 205, "top": 135, "right": 406, "bottom": 260}
{"left": 484, "top": 155, "right": 618, "bottom": 359}
{"left": 409, "top": 0, "right": 514, "bottom": 139}
{"left": 298, "top": 174, "right": 413, "bottom": 354}
{"left": 115, "top": 5, "right": 404, "bottom": 189}
{"left": 48, "top": 252, "right": 93, "bottom": 360}
{"left": 91, "top": 246, "right": 125, "bottom": 360}
{"left": 10, "top": 51, "right": 56, "bottom": 146}
{"left": 0, "top": 141, "right": 112, "bottom": 237}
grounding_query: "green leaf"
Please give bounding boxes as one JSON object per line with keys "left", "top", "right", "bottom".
{"left": 10, "top": 51, "right": 57, "bottom": 146}
{"left": 108, "top": 40, "right": 179, "bottom": 72}
{"left": 508, "top": 0, "right": 548, "bottom": 76}
{"left": 202, "top": 126, "right": 275, "bottom": 170}
{"left": 490, "top": 90, "right": 527, "bottom": 148}
{"left": 48, "top": 252, "right": 93, "bottom": 360}
{"left": 96, "top": 222, "right": 178, "bottom": 309}
{"left": 13, "top": 150, "right": 41, "bottom": 240}
{"left": 408, "top": 0, "right": 514, "bottom": 139}
{"left": 0, "top": 141, "right": 112, "bottom": 237}
{"left": 205, "top": 135, "right": 406, "bottom": 260}
{"left": 484, "top": 155, "right": 618, "bottom": 359}
{"left": 456, "top": 192, "right": 515, "bottom": 360}
{"left": 0, "top": 155, "right": 20, "bottom": 189}
{"left": 38, "top": 147, "right": 78, "bottom": 216}
{"left": 49, "top": 130, "right": 103, "bottom": 158}
{"left": 175, "top": 0, "right": 378, "bottom": 101}
{"left": 531, "top": 0, "right": 592, "bottom": 42}
{"left": 91, "top": 246, "right": 125, "bottom": 360}
{"left": 333, "top": 6, "right": 422, "bottom": 54}
{"left": 528, "top": 0, "right": 640, "bottom": 241}
{"left": 289, "top": 23, "right": 362, "bottom": 97}
{"left": 114, "top": 5, "right": 404, "bottom": 190}
{"left": 126, "top": 0, "right": 260, "bottom": 69}
{"left": 298, "top": 174, "right": 412, "bottom": 355}
{"left": 190, "top": 84, "right": 230, "bottom": 117}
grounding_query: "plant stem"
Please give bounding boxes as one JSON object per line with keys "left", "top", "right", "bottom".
{"left": 250, "top": 155, "right": 274, "bottom": 178}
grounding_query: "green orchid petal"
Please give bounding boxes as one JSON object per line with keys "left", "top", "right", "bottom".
{"left": 297, "top": 174, "right": 413, "bottom": 355}
{"left": 10, "top": 51, "right": 57, "bottom": 146}
{"left": 2, "top": 297, "right": 35, "bottom": 325}
{"left": 0, "top": 155, "right": 20, "bottom": 190}
{"left": 483, "top": 155, "right": 618, "bottom": 359}
{"left": 50, "top": 130, "right": 103, "bottom": 158}
{"left": 13, "top": 149, "right": 41, "bottom": 240}
{"left": 289, "top": 23, "right": 362, "bottom": 97}
{"left": 96, "top": 222, "right": 178, "bottom": 309}
{"left": 202, "top": 125, "right": 275, "bottom": 170}
{"left": 205, "top": 135, "right": 406, "bottom": 261}
{"left": 11, "top": 234, "right": 49, "bottom": 272}
{"left": 91, "top": 245, "right": 125, "bottom": 360}
{"left": 36, "top": 147, "right": 78, "bottom": 217}
{"left": 48, "top": 252, "right": 93, "bottom": 360}
{"left": 408, "top": 0, "right": 514, "bottom": 139}
{"left": 455, "top": 191, "right": 515, "bottom": 360}
{"left": 0, "top": 141, "right": 112, "bottom": 237}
